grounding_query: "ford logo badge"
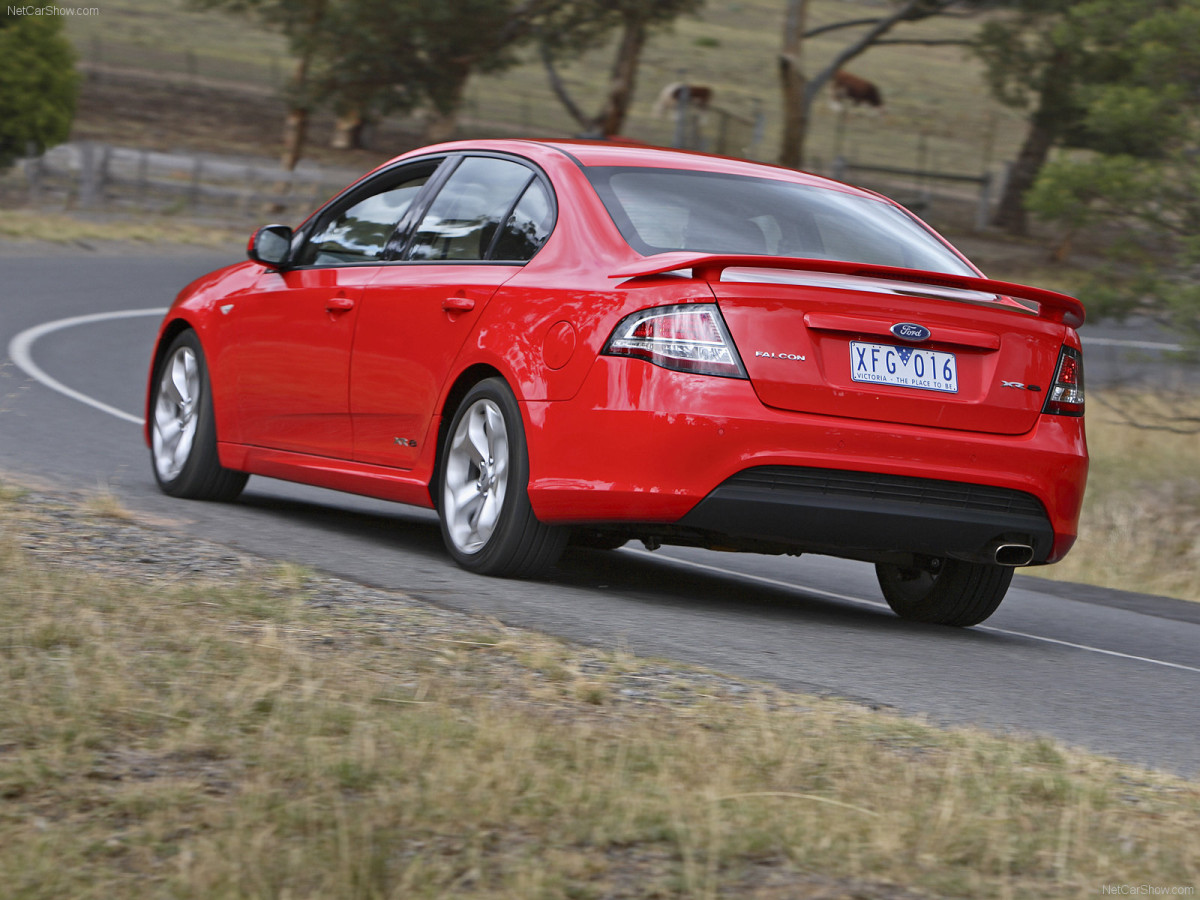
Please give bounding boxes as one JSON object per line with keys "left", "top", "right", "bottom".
{"left": 890, "top": 323, "right": 931, "bottom": 342}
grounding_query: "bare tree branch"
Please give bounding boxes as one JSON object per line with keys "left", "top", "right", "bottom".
{"left": 540, "top": 42, "right": 596, "bottom": 133}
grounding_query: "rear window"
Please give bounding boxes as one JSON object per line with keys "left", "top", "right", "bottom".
{"left": 584, "top": 167, "right": 975, "bottom": 276}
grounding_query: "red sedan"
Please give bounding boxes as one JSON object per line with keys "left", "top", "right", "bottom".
{"left": 145, "top": 140, "right": 1087, "bottom": 627}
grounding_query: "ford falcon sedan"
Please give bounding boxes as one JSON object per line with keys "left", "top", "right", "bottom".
{"left": 146, "top": 139, "right": 1087, "bottom": 626}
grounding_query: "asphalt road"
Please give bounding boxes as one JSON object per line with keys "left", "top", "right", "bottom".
{"left": 3, "top": 247, "right": 1198, "bottom": 776}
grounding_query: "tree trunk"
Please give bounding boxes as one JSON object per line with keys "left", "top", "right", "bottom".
{"left": 993, "top": 118, "right": 1056, "bottom": 235}
{"left": 279, "top": 0, "right": 327, "bottom": 172}
{"left": 422, "top": 63, "right": 471, "bottom": 144}
{"left": 331, "top": 108, "right": 366, "bottom": 150}
{"left": 598, "top": 16, "right": 647, "bottom": 138}
{"left": 777, "top": 0, "right": 809, "bottom": 169}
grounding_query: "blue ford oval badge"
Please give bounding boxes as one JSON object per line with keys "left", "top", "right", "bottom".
{"left": 890, "top": 323, "right": 931, "bottom": 342}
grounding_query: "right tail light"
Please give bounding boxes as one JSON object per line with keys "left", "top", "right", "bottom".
{"left": 1043, "top": 345, "right": 1084, "bottom": 416}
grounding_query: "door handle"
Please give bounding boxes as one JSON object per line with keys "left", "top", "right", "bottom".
{"left": 326, "top": 296, "right": 355, "bottom": 313}
{"left": 442, "top": 297, "right": 475, "bottom": 312}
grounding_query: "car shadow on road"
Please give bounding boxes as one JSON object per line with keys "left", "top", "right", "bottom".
{"left": 229, "top": 487, "right": 1020, "bottom": 643}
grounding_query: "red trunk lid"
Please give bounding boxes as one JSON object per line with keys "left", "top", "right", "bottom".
{"left": 712, "top": 267, "right": 1067, "bottom": 435}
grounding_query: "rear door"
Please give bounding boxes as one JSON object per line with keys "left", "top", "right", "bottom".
{"left": 350, "top": 155, "right": 555, "bottom": 468}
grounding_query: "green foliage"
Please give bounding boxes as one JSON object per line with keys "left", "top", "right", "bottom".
{"left": 1028, "top": 0, "right": 1200, "bottom": 344}
{"left": 0, "top": 12, "right": 78, "bottom": 169}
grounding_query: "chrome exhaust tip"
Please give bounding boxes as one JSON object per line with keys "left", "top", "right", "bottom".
{"left": 993, "top": 543, "right": 1035, "bottom": 567}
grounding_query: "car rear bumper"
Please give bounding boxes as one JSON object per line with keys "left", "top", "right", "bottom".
{"left": 678, "top": 466, "right": 1056, "bottom": 564}
{"left": 524, "top": 359, "right": 1087, "bottom": 563}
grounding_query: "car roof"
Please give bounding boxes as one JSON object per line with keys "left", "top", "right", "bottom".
{"left": 401, "top": 138, "right": 879, "bottom": 199}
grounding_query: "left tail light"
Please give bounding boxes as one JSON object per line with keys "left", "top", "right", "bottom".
{"left": 603, "top": 303, "right": 748, "bottom": 378}
{"left": 1043, "top": 345, "right": 1085, "bottom": 416}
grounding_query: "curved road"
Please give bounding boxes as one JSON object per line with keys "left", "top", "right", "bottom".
{"left": 3, "top": 248, "right": 1198, "bottom": 776}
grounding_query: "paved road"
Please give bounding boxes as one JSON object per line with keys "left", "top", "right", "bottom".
{"left": 3, "top": 247, "right": 1198, "bottom": 776}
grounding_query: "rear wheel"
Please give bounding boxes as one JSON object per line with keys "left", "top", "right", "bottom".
{"left": 437, "top": 378, "right": 567, "bottom": 576}
{"left": 150, "top": 330, "right": 247, "bottom": 502}
{"left": 875, "top": 556, "right": 1013, "bottom": 627}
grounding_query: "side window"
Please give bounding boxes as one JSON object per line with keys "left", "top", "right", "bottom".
{"left": 406, "top": 157, "right": 536, "bottom": 262}
{"left": 491, "top": 179, "right": 554, "bottom": 261}
{"left": 298, "top": 167, "right": 433, "bottom": 266}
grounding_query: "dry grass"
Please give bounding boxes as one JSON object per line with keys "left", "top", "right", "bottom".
{"left": 1035, "top": 390, "right": 1200, "bottom": 602}
{"left": 1, "top": 487, "right": 1198, "bottom": 899}
{"left": 0, "top": 210, "right": 244, "bottom": 248}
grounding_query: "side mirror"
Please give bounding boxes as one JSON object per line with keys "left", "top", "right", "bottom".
{"left": 247, "top": 224, "right": 294, "bottom": 269}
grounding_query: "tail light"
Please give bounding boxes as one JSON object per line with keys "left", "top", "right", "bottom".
{"left": 603, "top": 303, "right": 747, "bottom": 378}
{"left": 1043, "top": 346, "right": 1084, "bottom": 416}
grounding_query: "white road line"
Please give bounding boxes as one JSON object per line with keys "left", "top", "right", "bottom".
{"left": 6, "top": 307, "right": 167, "bottom": 426}
{"left": 12, "top": 309, "right": 1199, "bottom": 678}
{"left": 1081, "top": 336, "right": 1185, "bottom": 352}
{"left": 633, "top": 549, "right": 1200, "bottom": 676}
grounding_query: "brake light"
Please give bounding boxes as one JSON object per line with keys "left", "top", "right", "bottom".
{"left": 1043, "top": 346, "right": 1084, "bottom": 416}
{"left": 603, "top": 304, "right": 747, "bottom": 378}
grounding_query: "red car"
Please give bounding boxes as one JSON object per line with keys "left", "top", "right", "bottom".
{"left": 145, "top": 139, "right": 1087, "bottom": 627}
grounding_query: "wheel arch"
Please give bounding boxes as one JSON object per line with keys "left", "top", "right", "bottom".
{"left": 144, "top": 317, "right": 200, "bottom": 445}
{"left": 431, "top": 363, "right": 507, "bottom": 509}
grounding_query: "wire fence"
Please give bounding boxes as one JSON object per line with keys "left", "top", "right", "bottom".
{"left": 9, "top": 142, "right": 361, "bottom": 221}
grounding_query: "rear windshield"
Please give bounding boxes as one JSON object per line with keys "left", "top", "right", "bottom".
{"left": 584, "top": 166, "right": 975, "bottom": 276}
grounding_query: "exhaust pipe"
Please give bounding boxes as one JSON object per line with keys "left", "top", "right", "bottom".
{"left": 992, "top": 542, "right": 1035, "bottom": 567}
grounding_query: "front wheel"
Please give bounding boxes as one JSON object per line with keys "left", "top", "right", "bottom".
{"left": 437, "top": 378, "right": 567, "bottom": 576}
{"left": 875, "top": 557, "right": 1013, "bottom": 627}
{"left": 149, "top": 330, "right": 247, "bottom": 502}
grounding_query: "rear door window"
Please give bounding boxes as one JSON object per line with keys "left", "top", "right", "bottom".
{"left": 405, "top": 156, "right": 552, "bottom": 262}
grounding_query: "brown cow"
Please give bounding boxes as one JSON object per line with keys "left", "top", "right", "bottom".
{"left": 653, "top": 82, "right": 714, "bottom": 117}
{"left": 831, "top": 70, "right": 883, "bottom": 110}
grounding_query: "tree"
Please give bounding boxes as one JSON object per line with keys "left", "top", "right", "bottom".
{"left": 191, "top": 0, "right": 332, "bottom": 169}
{"left": 399, "top": 0, "right": 560, "bottom": 143}
{"left": 0, "top": 11, "right": 78, "bottom": 170}
{"left": 538, "top": 0, "right": 703, "bottom": 138}
{"left": 777, "top": 0, "right": 988, "bottom": 170}
{"left": 972, "top": 0, "right": 1147, "bottom": 234}
{"left": 1026, "top": 0, "right": 1200, "bottom": 346}
{"left": 194, "top": 0, "right": 556, "bottom": 165}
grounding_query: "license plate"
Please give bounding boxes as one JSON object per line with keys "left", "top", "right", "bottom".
{"left": 850, "top": 342, "right": 958, "bottom": 393}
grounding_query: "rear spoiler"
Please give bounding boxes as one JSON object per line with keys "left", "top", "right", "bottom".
{"left": 611, "top": 253, "right": 1085, "bottom": 329}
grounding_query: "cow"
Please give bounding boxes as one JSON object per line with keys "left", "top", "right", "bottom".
{"left": 831, "top": 70, "right": 883, "bottom": 111}
{"left": 653, "top": 82, "right": 714, "bottom": 118}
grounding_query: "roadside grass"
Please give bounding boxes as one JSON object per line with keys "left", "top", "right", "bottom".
{"left": 1, "top": 486, "right": 1198, "bottom": 898}
{"left": 1034, "top": 390, "right": 1200, "bottom": 602}
{"left": 0, "top": 210, "right": 244, "bottom": 249}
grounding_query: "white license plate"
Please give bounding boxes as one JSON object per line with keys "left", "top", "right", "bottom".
{"left": 850, "top": 342, "right": 958, "bottom": 393}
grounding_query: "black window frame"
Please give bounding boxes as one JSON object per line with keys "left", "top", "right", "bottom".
{"left": 289, "top": 155, "right": 454, "bottom": 269}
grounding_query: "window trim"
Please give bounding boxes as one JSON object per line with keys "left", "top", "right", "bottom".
{"left": 289, "top": 155, "right": 453, "bottom": 270}
{"left": 289, "top": 151, "right": 558, "bottom": 269}
{"left": 388, "top": 151, "right": 557, "bottom": 266}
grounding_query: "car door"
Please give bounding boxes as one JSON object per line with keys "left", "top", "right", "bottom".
{"left": 222, "top": 159, "right": 443, "bottom": 458}
{"left": 350, "top": 155, "right": 555, "bottom": 468}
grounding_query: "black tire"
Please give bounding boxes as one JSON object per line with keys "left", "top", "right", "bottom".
{"left": 437, "top": 378, "right": 567, "bottom": 576}
{"left": 149, "top": 330, "right": 248, "bottom": 502}
{"left": 875, "top": 556, "right": 1013, "bottom": 627}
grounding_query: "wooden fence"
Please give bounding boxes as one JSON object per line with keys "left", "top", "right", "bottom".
{"left": 16, "top": 142, "right": 360, "bottom": 220}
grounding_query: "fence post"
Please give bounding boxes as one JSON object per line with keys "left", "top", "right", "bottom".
{"left": 23, "top": 142, "right": 41, "bottom": 205}
{"left": 189, "top": 156, "right": 203, "bottom": 209}
{"left": 976, "top": 170, "right": 993, "bottom": 230}
{"left": 79, "top": 142, "right": 98, "bottom": 208}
